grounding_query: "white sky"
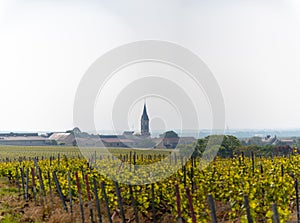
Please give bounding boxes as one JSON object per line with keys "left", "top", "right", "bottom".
{"left": 1, "top": 0, "right": 300, "bottom": 132}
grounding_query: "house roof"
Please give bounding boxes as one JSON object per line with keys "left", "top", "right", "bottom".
{"left": 280, "top": 139, "right": 295, "bottom": 143}
{"left": 49, "top": 133, "right": 72, "bottom": 141}
{"left": 0, "top": 136, "right": 49, "bottom": 141}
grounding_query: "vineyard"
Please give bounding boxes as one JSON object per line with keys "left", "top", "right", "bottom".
{"left": 0, "top": 146, "right": 300, "bottom": 222}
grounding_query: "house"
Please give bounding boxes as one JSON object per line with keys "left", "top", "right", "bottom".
{"left": 101, "top": 138, "right": 136, "bottom": 147}
{"left": 48, "top": 132, "right": 75, "bottom": 146}
{"left": 0, "top": 136, "right": 50, "bottom": 146}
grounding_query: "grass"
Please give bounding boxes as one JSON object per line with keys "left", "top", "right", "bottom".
{"left": 0, "top": 177, "right": 21, "bottom": 223}
{"left": 0, "top": 214, "right": 20, "bottom": 223}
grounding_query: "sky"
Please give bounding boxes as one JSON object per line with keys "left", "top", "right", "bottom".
{"left": 1, "top": 0, "right": 300, "bottom": 132}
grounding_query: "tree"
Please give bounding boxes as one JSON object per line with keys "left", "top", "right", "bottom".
{"left": 160, "top": 131, "right": 179, "bottom": 139}
{"left": 194, "top": 135, "right": 241, "bottom": 158}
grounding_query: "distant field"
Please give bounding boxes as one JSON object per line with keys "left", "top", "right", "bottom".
{"left": 0, "top": 145, "right": 172, "bottom": 160}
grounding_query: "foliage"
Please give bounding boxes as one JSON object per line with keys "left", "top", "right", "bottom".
{"left": 0, "top": 145, "right": 299, "bottom": 222}
{"left": 194, "top": 135, "right": 241, "bottom": 158}
{"left": 159, "top": 131, "right": 179, "bottom": 139}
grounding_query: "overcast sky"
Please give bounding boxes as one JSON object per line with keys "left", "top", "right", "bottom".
{"left": 1, "top": 0, "right": 300, "bottom": 132}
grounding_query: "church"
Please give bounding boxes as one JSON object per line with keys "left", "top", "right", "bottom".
{"left": 0, "top": 103, "right": 196, "bottom": 148}
{"left": 140, "top": 103, "right": 150, "bottom": 137}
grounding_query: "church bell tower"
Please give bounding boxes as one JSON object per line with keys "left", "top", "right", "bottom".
{"left": 141, "top": 103, "right": 150, "bottom": 137}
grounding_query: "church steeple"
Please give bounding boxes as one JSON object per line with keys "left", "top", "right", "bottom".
{"left": 142, "top": 103, "right": 149, "bottom": 120}
{"left": 141, "top": 103, "right": 150, "bottom": 137}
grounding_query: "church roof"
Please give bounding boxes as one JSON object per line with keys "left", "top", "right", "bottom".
{"left": 141, "top": 103, "right": 149, "bottom": 121}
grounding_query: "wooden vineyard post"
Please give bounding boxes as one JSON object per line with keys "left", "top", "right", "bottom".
{"left": 183, "top": 166, "right": 187, "bottom": 188}
{"left": 75, "top": 172, "right": 85, "bottom": 223}
{"left": 15, "top": 166, "right": 20, "bottom": 199}
{"left": 31, "top": 167, "right": 37, "bottom": 205}
{"left": 25, "top": 168, "right": 29, "bottom": 202}
{"left": 295, "top": 179, "right": 300, "bottom": 223}
{"left": 272, "top": 203, "right": 280, "bottom": 223}
{"left": 130, "top": 151, "right": 132, "bottom": 172}
{"left": 133, "top": 152, "right": 137, "bottom": 172}
{"left": 58, "top": 153, "right": 60, "bottom": 166}
{"left": 260, "top": 164, "right": 263, "bottom": 174}
{"left": 93, "top": 178, "right": 103, "bottom": 223}
{"left": 175, "top": 184, "right": 183, "bottom": 223}
{"left": 47, "top": 171, "right": 54, "bottom": 210}
{"left": 34, "top": 158, "right": 38, "bottom": 179}
{"left": 186, "top": 187, "right": 196, "bottom": 223}
{"left": 53, "top": 171, "right": 68, "bottom": 212}
{"left": 191, "top": 162, "right": 195, "bottom": 194}
{"left": 207, "top": 194, "right": 218, "bottom": 223}
{"left": 129, "top": 185, "right": 139, "bottom": 223}
{"left": 101, "top": 182, "right": 113, "bottom": 223}
{"left": 84, "top": 174, "right": 95, "bottom": 223}
{"left": 68, "top": 172, "right": 73, "bottom": 221}
{"left": 38, "top": 167, "right": 45, "bottom": 205}
{"left": 20, "top": 167, "right": 25, "bottom": 200}
{"left": 151, "top": 183, "right": 156, "bottom": 223}
{"left": 114, "top": 181, "right": 126, "bottom": 223}
{"left": 243, "top": 194, "right": 253, "bottom": 223}
{"left": 251, "top": 151, "right": 255, "bottom": 174}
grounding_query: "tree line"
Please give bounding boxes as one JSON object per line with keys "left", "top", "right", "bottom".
{"left": 191, "top": 135, "right": 298, "bottom": 158}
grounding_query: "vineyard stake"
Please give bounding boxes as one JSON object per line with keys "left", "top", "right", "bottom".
{"left": 243, "top": 194, "right": 253, "bottom": 223}
{"left": 85, "top": 174, "right": 95, "bottom": 223}
{"left": 47, "top": 171, "right": 54, "bottom": 210}
{"left": 15, "top": 166, "right": 20, "bottom": 199}
{"left": 114, "top": 181, "right": 126, "bottom": 223}
{"left": 93, "top": 178, "right": 103, "bottom": 223}
{"left": 191, "top": 165, "right": 195, "bottom": 194}
{"left": 272, "top": 203, "right": 280, "bottom": 223}
{"left": 251, "top": 151, "right": 255, "bottom": 174}
{"left": 151, "top": 183, "right": 156, "bottom": 223}
{"left": 101, "top": 182, "right": 113, "bottom": 223}
{"left": 207, "top": 194, "right": 218, "bottom": 223}
{"left": 25, "top": 168, "right": 29, "bottom": 202}
{"left": 68, "top": 172, "right": 73, "bottom": 222}
{"left": 175, "top": 184, "right": 183, "bottom": 223}
{"left": 75, "top": 172, "right": 85, "bottom": 223}
{"left": 129, "top": 185, "right": 139, "bottom": 223}
{"left": 53, "top": 171, "right": 68, "bottom": 212}
{"left": 186, "top": 187, "right": 196, "bottom": 223}
{"left": 31, "top": 168, "right": 37, "bottom": 206}
{"left": 38, "top": 167, "right": 45, "bottom": 205}
{"left": 260, "top": 164, "right": 263, "bottom": 174}
{"left": 133, "top": 152, "right": 137, "bottom": 172}
{"left": 130, "top": 151, "right": 132, "bottom": 172}
{"left": 20, "top": 167, "right": 25, "bottom": 200}
{"left": 183, "top": 166, "right": 187, "bottom": 188}
{"left": 34, "top": 158, "right": 38, "bottom": 178}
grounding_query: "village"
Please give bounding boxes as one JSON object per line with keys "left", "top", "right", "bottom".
{"left": 0, "top": 104, "right": 196, "bottom": 149}
{"left": 0, "top": 103, "right": 298, "bottom": 150}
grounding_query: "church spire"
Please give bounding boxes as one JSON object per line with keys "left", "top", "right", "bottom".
{"left": 141, "top": 102, "right": 150, "bottom": 136}
{"left": 141, "top": 103, "right": 149, "bottom": 121}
